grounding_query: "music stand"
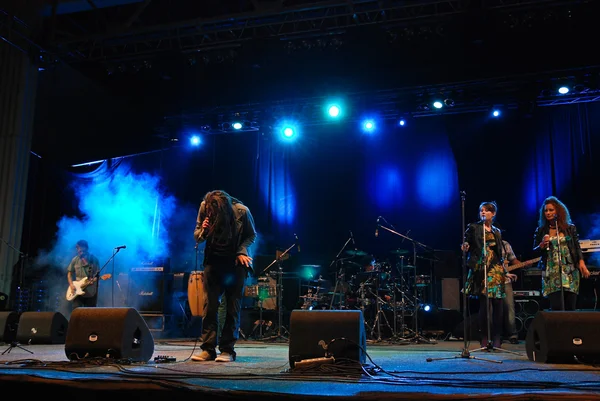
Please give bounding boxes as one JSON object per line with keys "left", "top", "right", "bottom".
{"left": 376, "top": 224, "right": 436, "bottom": 344}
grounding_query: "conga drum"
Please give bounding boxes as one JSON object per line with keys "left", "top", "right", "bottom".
{"left": 188, "top": 271, "right": 208, "bottom": 317}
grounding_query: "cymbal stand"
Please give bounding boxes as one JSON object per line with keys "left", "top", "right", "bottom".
{"left": 377, "top": 224, "right": 436, "bottom": 344}
{"left": 0, "top": 235, "right": 28, "bottom": 313}
{"left": 260, "top": 241, "right": 298, "bottom": 342}
{"left": 328, "top": 233, "right": 354, "bottom": 310}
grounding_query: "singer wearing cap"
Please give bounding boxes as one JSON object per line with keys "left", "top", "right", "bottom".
{"left": 192, "top": 190, "right": 256, "bottom": 363}
{"left": 533, "top": 196, "right": 590, "bottom": 311}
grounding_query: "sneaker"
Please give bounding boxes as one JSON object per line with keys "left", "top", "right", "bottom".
{"left": 215, "top": 352, "right": 235, "bottom": 362}
{"left": 191, "top": 350, "right": 216, "bottom": 361}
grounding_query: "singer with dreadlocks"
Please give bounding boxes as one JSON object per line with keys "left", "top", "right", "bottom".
{"left": 191, "top": 190, "right": 257, "bottom": 362}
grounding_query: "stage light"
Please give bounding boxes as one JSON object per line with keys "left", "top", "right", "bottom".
{"left": 557, "top": 86, "right": 569, "bottom": 94}
{"left": 492, "top": 109, "right": 501, "bottom": 117}
{"left": 232, "top": 122, "right": 243, "bottom": 130}
{"left": 433, "top": 101, "right": 443, "bottom": 109}
{"left": 399, "top": 119, "right": 406, "bottom": 126}
{"left": 328, "top": 105, "right": 341, "bottom": 118}
{"left": 190, "top": 136, "right": 201, "bottom": 146}
{"left": 277, "top": 120, "right": 300, "bottom": 142}
{"left": 362, "top": 120, "right": 375, "bottom": 131}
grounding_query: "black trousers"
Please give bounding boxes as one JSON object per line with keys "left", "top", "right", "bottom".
{"left": 478, "top": 296, "right": 503, "bottom": 342}
{"left": 547, "top": 290, "right": 577, "bottom": 311}
{"left": 200, "top": 260, "right": 247, "bottom": 355}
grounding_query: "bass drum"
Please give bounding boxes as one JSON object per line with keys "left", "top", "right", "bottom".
{"left": 188, "top": 271, "right": 207, "bottom": 317}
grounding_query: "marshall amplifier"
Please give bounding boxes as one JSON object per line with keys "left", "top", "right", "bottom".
{"left": 128, "top": 265, "right": 170, "bottom": 313}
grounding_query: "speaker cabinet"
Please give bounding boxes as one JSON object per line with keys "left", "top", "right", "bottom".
{"left": 16, "top": 311, "right": 68, "bottom": 344}
{"left": 65, "top": 307, "right": 155, "bottom": 362}
{"left": 288, "top": 310, "right": 366, "bottom": 368}
{"left": 0, "top": 311, "right": 19, "bottom": 343}
{"left": 526, "top": 311, "right": 600, "bottom": 363}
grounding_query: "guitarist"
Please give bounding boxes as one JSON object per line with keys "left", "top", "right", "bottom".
{"left": 500, "top": 240, "right": 520, "bottom": 345}
{"left": 67, "top": 240, "right": 101, "bottom": 309}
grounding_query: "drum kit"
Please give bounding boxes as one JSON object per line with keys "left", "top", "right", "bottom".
{"left": 296, "top": 247, "right": 434, "bottom": 342}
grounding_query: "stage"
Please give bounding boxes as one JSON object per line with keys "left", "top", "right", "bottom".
{"left": 1, "top": 337, "right": 600, "bottom": 400}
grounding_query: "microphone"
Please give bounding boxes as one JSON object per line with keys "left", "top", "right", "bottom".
{"left": 114, "top": 245, "right": 126, "bottom": 250}
{"left": 294, "top": 233, "right": 301, "bottom": 252}
{"left": 375, "top": 217, "right": 381, "bottom": 237}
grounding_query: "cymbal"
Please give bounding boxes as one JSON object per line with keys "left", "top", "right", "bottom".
{"left": 391, "top": 249, "right": 410, "bottom": 255}
{"left": 345, "top": 249, "right": 368, "bottom": 257}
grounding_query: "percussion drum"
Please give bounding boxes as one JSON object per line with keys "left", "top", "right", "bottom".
{"left": 188, "top": 271, "right": 207, "bottom": 317}
{"left": 416, "top": 275, "right": 431, "bottom": 287}
{"left": 258, "top": 276, "right": 277, "bottom": 310}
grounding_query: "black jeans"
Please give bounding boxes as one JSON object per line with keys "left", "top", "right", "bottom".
{"left": 200, "top": 260, "right": 247, "bottom": 355}
{"left": 72, "top": 293, "right": 97, "bottom": 309}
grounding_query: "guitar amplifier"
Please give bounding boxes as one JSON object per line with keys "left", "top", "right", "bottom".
{"left": 128, "top": 265, "right": 171, "bottom": 313}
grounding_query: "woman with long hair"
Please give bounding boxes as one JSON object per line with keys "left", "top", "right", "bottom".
{"left": 533, "top": 196, "right": 590, "bottom": 311}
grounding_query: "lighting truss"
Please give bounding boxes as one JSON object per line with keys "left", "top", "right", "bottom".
{"left": 156, "top": 65, "right": 600, "bottom": 134}
{"left": 43, "top": 0, "right": 579, "bottom": 63}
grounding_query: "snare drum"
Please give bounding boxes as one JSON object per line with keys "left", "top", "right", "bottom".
{"left": 416, "top": 275, "right": 431, "bottom": 287}
{"left": 188, "top": 271, "right": 207, "bottom": 317}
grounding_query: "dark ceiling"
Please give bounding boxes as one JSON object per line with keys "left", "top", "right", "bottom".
{"left": 4, "top": 0, "right": 600, "bottom": 164}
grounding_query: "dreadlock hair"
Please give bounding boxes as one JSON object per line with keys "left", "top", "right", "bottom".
{"left": 538, "top": 196, "right": 572, "bottom": 232}
{"left": 203, "top": 190, "right": 236, "bottom": 241}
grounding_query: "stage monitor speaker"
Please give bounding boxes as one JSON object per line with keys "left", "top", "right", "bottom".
{"left": 16, "top": 311, "right": 68, "bottom": 344}
{"left": 526, "top": 311, "right": 600, "bottom": 363}
{"left": 288, "top": 310, "right": 366, "bottom": 369}
{"left": 0, "top": 292, "right": 8, "bottom": 310}
{"left": 65, "top": 307, "right": 155, "bottom": 362}
{"left": 0, "top": 311, "right": 19, "bottom": 343}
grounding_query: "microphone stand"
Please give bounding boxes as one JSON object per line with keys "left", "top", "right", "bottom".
{"left": 328, "top": 234, "right": 354, "bottom": 310}
{"left": 554, "top": 218, "right": 565, "bottom": 311}
{"left": 260, "top": 240, "right": 298, "bottom": 342}
{"left": 376, "top": 224, "right": 436, "bottom": 344}
{"left": 426, "top": 191, "right": 499, "bottom": 364}
{"left": 0, "top": 236, "right": 28, "bottom": 313}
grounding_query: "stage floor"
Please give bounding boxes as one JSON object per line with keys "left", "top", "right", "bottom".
{"left": 1, "top": 337, "right": 599, "bottom": 400}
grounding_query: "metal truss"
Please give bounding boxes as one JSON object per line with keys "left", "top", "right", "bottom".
{"left": 156, "top": 65, "right": 600, "bottom": 134}
{"left": 44, "top": 0, "right": 578, "bottom": 63}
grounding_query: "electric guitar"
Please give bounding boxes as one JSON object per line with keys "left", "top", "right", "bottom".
{"left": 66, "top": 274, "right": 112, "bottom": 301}
{"left": 506, "top": 257, "right": 542, "bottom": 273}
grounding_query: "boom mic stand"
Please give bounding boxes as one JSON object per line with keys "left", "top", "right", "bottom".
{"left": 260, "top": 240, "right": 298, "bottom": 342}
{"left": 0, "top": 236, "right": 28, "bottom": 313}
{"left": 328, "top": 233, "right": 354, "bottom": 310}
{"left": 426, "top": 191, "right": 499, "bottom": 364}
{"left": 376, "top": 223, "right": 436, "bottom": 344}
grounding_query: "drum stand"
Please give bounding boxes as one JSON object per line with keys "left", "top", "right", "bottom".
{"left": 328, "top": 233, "right": 355, "bottom": 310}
{"left": 260, "top": 241, "right": 298, "bottom": 342}
{"left": 368, "top": 285, "right": 394, "bottom": 342}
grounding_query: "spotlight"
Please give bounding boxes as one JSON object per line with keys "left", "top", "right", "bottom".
{"left": 398, "top": 119, "right": 406, "bottom": 126}
{"left": 232, "top": 122, "right": 243, "bottom": 130}
{"left": 362, "top": 120, "right": 375, "bottom": 131}
{"left": 492, "top": 109, "right": 501, "bottom": 117}
{"left": 328, "top": 105, "right": 341, "bottom": 118}
{"left": 283, "top": 127, "right": 294, "bottom": 137}
{"left": 190, "top": 136, "right": 201, "bottom": 146}
{"left": 444, "top": 99, "right": 455, "bottom": 107}
{"left": 433, "top": 101, "right": 443, "bottom": 109}
{"left": 558, "top": 86, "right": 569, "bottom": 95}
